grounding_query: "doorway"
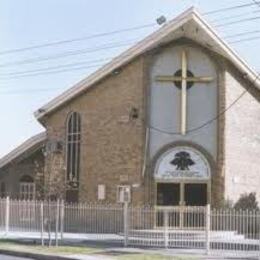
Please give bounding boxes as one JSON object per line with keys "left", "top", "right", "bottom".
{"left": 156, "top": 182, "right": 209, "bottom": 228}
{"left": 184, "top": 183, "right": 207, "bottom": 206}
{"left": 156, "top": 182, "right": 208, "bottom": 207}
{"left": 157, "top": 183, "right": 180, "bottom": 206}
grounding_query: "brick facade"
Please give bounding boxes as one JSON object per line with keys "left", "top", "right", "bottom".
{"left": 42, "top": 57, "right": 146, "bottom": 203}
{"left": 40, "top": 42, "right": 260, "bottom": 206}
{"left": 1, "top": 41, "right": 260, "bottom": 207}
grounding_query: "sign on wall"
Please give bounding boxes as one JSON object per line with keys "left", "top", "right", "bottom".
{"left": 154, "top": 146, "right": 210, "bottom": 180}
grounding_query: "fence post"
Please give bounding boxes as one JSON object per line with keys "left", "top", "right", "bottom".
{"left": 55, "top": 199, "right": 60, "bottom": 247}
{"left": 40, "top": 201, "right": 44, "bottom": 246}
{"left": 164, "top": 209, "right": 169, "bottom": 249}
{"left": 258, "top": 211, "right": 260, "bottom": 260}
{"left": 124, "top": 202, "right": 129, "bottom": 247}
{"left": 205, "top": 204, "right": 210, "bottom": 255}
{"left": 5, "top": 196, "right": 10, "bottom": 236}
{"left": 60, "top": 199, "right": 64, "bottom": 241}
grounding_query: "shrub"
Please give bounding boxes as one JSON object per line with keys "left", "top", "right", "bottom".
{"left": 234, "top": 192, "right": 259, "bottom": 210}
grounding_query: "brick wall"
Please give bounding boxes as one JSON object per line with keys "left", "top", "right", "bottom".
{"left": 43, "top": 57, "right": 146, "bottom": 204}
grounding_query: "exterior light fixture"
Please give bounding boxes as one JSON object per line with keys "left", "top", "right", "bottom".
{"left": 156, "top": 15, "right": 167, "bottom": 25}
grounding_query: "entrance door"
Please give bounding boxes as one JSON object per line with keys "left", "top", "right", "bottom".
{"left": 183, "top": 183, "right": 207, "bottom": 228}
{"left": 157, "top": 183, "right": 180, "bottom": 206}
{"left": 184, "top": 183, "right": 207, "bottom": 206}
{"left": 156, "top": 183, "right": 180, "bottom": 227}
{"left": 156, "top": 182, "right": 208, "bottom": 228}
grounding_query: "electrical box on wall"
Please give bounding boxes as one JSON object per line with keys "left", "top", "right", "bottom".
{"left": 117, "top": 186, "right": 131, "bottom": 203}
{"left": 98, "top": 184, "right": 106, "bottom": 200}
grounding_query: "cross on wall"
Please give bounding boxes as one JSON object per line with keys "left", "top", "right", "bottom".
{"left": 155, "top": 50, "right": 214, "bottom": 135}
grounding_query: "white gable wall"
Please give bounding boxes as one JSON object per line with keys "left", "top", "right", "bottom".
{"left": 149, "top": 44, "right": 218, "bottom": 160}
{"left": 225, "top": 70, "right": 260, "bottom": 204}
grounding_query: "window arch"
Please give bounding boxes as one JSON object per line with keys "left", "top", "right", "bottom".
{"left": 66, "top": 112, "right": 81, "bottom": 188}
{"left": 19, "top": 175, "right": 35, "bottom": 200}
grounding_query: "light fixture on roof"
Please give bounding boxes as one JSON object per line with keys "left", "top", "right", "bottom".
{"left": 156, "top": 15, "right": 167, "bottom": 25}
{"left": 38, "top": 108, "right": 45, "bottom": 113}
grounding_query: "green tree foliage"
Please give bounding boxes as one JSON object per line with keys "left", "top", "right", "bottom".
{"left": 234, "top": 192, "right": 259, "bottom": 210}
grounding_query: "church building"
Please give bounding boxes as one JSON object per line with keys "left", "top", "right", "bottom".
{"left": 1, "top": 8, "right": 260, "bottom": 207}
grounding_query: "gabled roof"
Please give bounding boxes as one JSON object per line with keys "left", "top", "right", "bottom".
{"left": 34, "top": 7, "right": 260, "bottom": 121}
{"left": 0, "top": 132, "right": 46, "bottom": 169}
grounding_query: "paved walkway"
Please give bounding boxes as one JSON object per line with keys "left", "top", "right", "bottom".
{"left": 0, "top": 255, "right": 34, "bottom": 260}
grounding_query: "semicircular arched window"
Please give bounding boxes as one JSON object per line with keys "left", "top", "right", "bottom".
{"left": 66, "top": 112, "right": 81, "bottom": 188}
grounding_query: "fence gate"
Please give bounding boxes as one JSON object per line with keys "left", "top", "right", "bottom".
{"left": 127, "top": 205, "right": 208, "bottom": 249}
{"left": 126, "top": 205, "right": 260, "bottom": 258}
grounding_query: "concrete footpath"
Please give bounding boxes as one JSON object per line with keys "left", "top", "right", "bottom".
{"left": 0, "top": 247, "right": 259, "bottom": 260}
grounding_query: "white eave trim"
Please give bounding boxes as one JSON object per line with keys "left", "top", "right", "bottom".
{"left": 0, "top": 132, "right": 46, "bottom": 169}
{"left": 34, "top": 7, "right": 260, "bottom": 120}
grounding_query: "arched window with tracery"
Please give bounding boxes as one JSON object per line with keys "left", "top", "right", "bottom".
{"left": 66, "top": 112, "right": 81, "bottom": 189}
{"left": 19, "top": 175, "right": 35, "bottom": 200}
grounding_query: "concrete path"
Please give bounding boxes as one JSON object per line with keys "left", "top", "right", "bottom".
{"left": 0, "top": 255, "right": 34, "bottom": 260}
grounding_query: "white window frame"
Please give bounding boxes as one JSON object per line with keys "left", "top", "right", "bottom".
{"left": 19, "top": 182, "right": 35, "bottom": 201}
{"left": 19, "top": 182, "right": 36, "bottom": 221}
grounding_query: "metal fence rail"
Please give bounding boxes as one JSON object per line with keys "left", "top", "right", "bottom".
{"left": 0, "top": 197, "right": 259, "bottom": 258}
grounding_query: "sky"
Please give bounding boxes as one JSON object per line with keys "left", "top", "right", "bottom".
{"left": 0, "top": 0, "right": 260, "bottom": 157}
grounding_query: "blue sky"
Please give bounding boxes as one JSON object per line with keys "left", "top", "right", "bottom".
{"left": 0, "top": 0, "right": 260, "bottom": 157}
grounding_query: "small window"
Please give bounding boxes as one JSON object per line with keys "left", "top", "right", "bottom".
{"left": 117, "top": 185, "right": 131, "bottom": 203}
{"left": 19, "top": 176, "right": 35, "bottom": 221}
{"left": 19, "top": 175, "right": 35, "bottom": 200}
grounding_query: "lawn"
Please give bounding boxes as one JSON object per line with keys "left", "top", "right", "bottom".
{"left": 0, "top": 240, "right": 197, "bottom": 260}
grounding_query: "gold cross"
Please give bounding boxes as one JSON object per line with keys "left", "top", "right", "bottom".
{"left": 155, "top": 50, "right": 213, "bottom": 135}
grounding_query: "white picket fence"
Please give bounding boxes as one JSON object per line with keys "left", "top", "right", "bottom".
{"left": 0, "top": 197, "right": 259, "bottom": 258}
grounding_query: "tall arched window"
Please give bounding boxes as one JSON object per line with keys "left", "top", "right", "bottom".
{"left": 66, "top": 112, "right": 81, "bottom": 188}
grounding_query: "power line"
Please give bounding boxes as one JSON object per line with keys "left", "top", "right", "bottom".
{"left": 0, "top": 63, "right": 104, "bottom": 80}
{"left": 224, "top": 29, "right": 260, "bottom": 38}
{"left": 216, "top": 16, "right": 260, "bottom": 27}
{"left": 1, "top": 73, "right": 258, "bottom": 139}
{"left": 203, "top": 1, "right": 260, "bottom": 15}
{"left": 210, "top": 10, "right": 260, "bottom": 23}
{"left": 148, "top": 73, "right": 259, "bottom": 135}
{"left": 0, "top": 24, "right": 156, "bottom": 56}
{"left": 0, "top": 2, "right": 260, "bottom": 56}
{"left": 3, "top": 72, "right": 257, "bottom": 138}
{"left": 1, "top": 14, "right": 260, "bottom": 70}
{"left": 229, "top": 35, "right": 260, "bottom": 43}
{"left": 1, "top": 30, "right": 260, "bottom": 79}
{"left": 0, "top": 57, "right": 112, "bottom": 76}
{"left": 0, "top": 39, "right": 137, "bottom": 68}
{"left": 0, "top": 33, "right": 258, "bottom": 138}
